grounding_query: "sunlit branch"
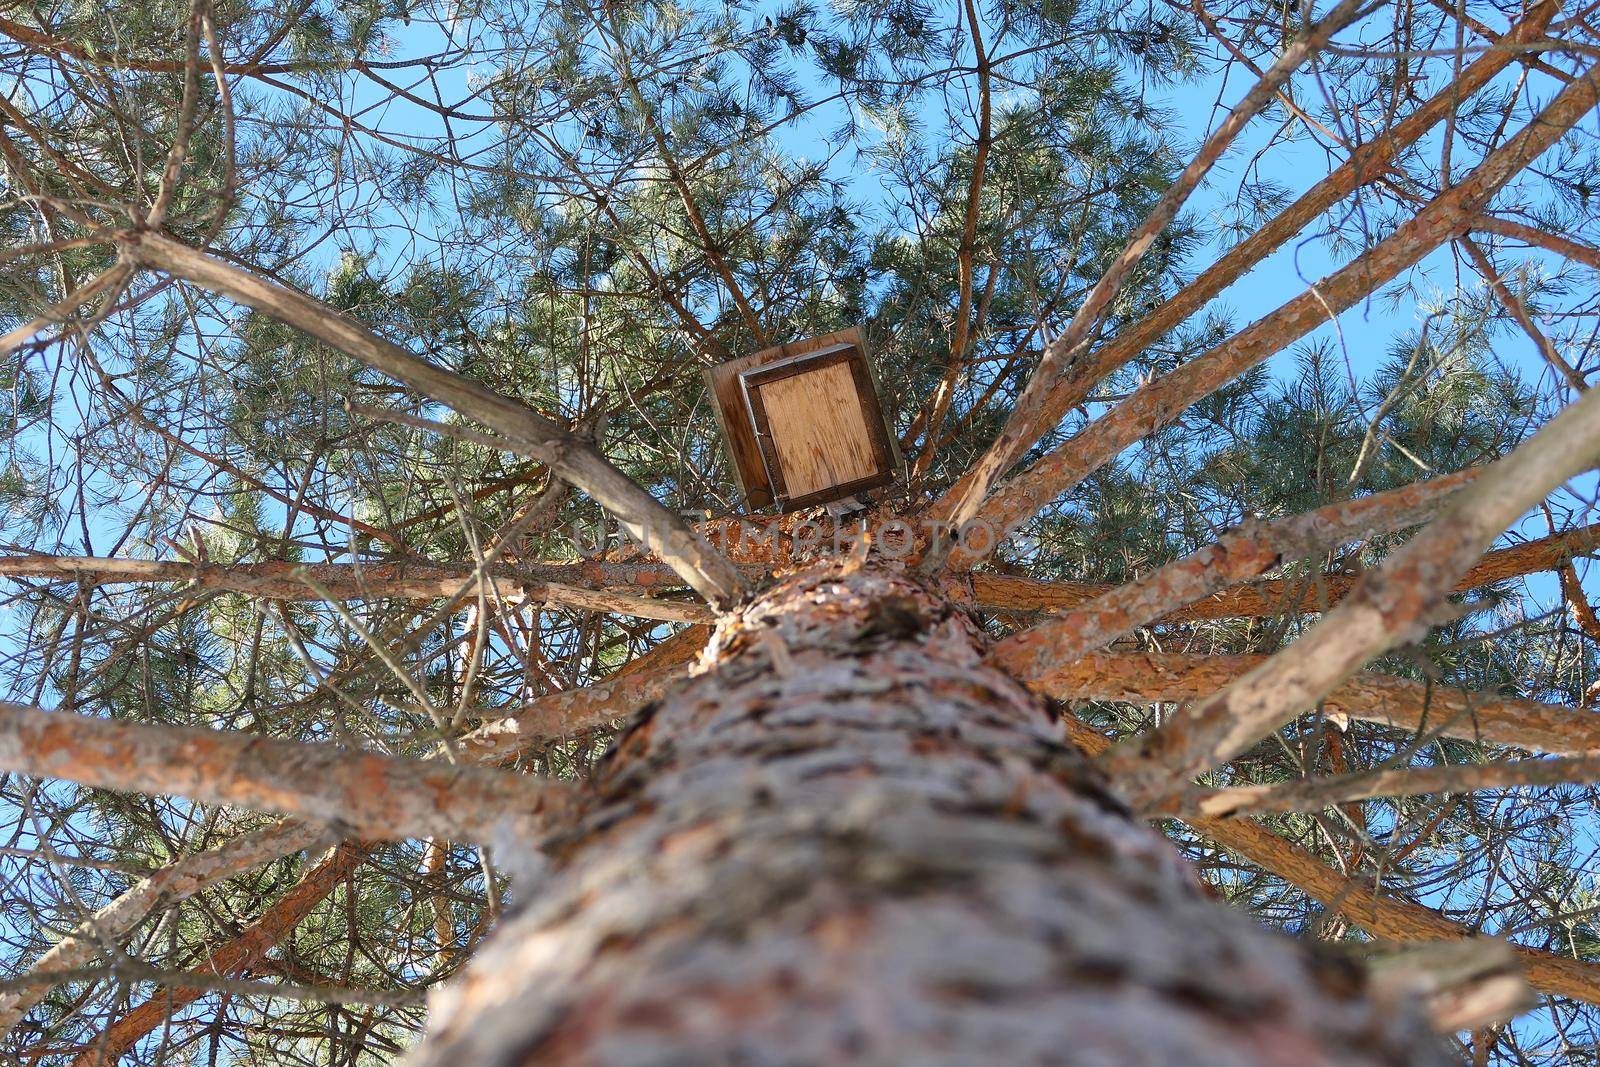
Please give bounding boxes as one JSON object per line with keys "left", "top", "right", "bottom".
{"left": 120, "top": 232, "right": 748, "bottom": 606}
{"left": 0, "top": 701, "right": 576, "bottom": 844}
{"left": 1028, "top": 649, "right": 1600, "bottom": 756}
{"left": 948, "top": 40, "right": 1595, "bottom": 568}
{"left": 0, "top": 820, "right": 332, "bottom": 1037}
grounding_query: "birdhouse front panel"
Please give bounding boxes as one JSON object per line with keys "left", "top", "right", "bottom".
{"left": 743, "top": 351, "right": 888, "bottom": 506}
{"left": 704, "top": 328, "right": 901, "bottom": 512}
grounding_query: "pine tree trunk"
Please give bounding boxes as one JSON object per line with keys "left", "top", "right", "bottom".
{"left": 408, "top": 561, "right": 1443, "bottom": 1066}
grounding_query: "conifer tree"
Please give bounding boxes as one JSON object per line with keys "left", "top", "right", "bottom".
{"left": 1, "top": 0, "right": 1599, "bottom": 1063}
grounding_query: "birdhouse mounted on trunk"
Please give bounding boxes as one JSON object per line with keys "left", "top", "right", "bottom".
{"left": 705, "top": 328, "right": 902, "bottom": 513}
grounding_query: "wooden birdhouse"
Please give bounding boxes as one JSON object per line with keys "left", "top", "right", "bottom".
{"left": 705, "top": 327, "right": 901, "bottom": 513}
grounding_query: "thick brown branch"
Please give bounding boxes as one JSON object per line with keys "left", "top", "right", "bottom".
{"left": 0, "top": 702, "right": 575, "bottom": 844}
{"left": 980, "top": 517, "right": 1600, "bottom": 640}
{"left": 66, "top": 622, "right": 685, "bottom": 1064}
{"left": 67, "top": 621, "right": 710, "bottom": 1051}
{"left": 477, "top": 511, "right": 1599, "bottom": 623}
{"left": 1421, "top": 0, "right": 1575, "bottom": 84}
{"left": 989, "top": 469, "right": 1479, "bottom": 678}
{"left": 1030, "top": 649, "right": 1600, "bottom": 755}
{"left": 44, "top": 630, "right": 705, "bottom": 1053}
{"left": 17, "top": 958, "right": 422, "bottom": 1012}
{"left": 462, "top": 665, "right": 686, "bottom": 762}
{"left": 15, "top": 500, "right": 1578, "bottom": 638}
{"left": 462, "top": 625, "right": 709, "bottom": 760}
{"left": 1557, "top": 559, "right": 1600, "bottom": 642}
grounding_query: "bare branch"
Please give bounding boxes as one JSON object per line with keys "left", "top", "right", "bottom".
{"left": 1026, "top": 650, "right": 1600, "bottom": 756}
{"left": 0, "top": 11, "right": 318, "bottom": 75}
{"left": 0, "top": 702, "right": 576, "bottom": 844}
{"left": 51, "top": 625, "right": 712, "bottom": 1052}
{"left": 0, "top": 821, "right": 331, "bottom": 1037}
{"left": 907, "top": 0, "right": 995, "bottom": 480}
{"left": 1368, "top": 941, "right": 1533, "bottom": 1034}
{"left": 0, "top": 263, "right": 132, "bottom": 360}
{"left": 120, "top": 231, "right": 747, "bottom": 606}
{"left": 950, "top": 61, "right": 1600, "bottom": 566}
{"left": 11, "top": 958, "right": 423, "bottom": 1011}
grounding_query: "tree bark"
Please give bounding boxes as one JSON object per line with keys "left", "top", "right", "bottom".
{"left": 408, "top": 560, "right": 1443, "bottom": 1066}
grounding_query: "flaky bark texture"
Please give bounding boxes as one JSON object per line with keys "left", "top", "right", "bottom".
{"left": 409, "top": 561, "right": 1442, "bottom": 1067}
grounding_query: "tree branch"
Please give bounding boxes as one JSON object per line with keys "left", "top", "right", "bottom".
{"left": 462, "top": 624, "right": 709, "bottom": 760}
{"left": 989, "top": 468, "right": 1480, "bottom": 678}
{"left": 119, "top": 231, "right": 747, "bottom": 606}
{"left": 48, "top": 627, "right": 711, "bottom": 1053}
{"left": 908, "top": 0, "right": 995, "bottom": 480}
{"left": 1065, "top": 719, "right": 1600, "bottom": 1007}
{"left": 1026, "top": 649, "right": 1600, "bottom": 756}
{"left": 0, "top": 702, "right": 576, "bottom": 844}
{"left": 66, "top": 842, "right": 366, "bottom": 1067}
{"left": 1474, "top": 214, "right": 1600, "bottom": 272}
{"left": 1100, "top": 348, "right": 1600, "bottom": 809}
{"left": 0, "top": 821, "right": 331, "bottom": 1037}
{"left": 1459, "top": 234, "right": 1586, "bottom": 392}
{"left": 0, "top": 555, "right": 713, "bottom": 623}
{"left": 1200, "top": 814, "right": 1600, "bottom": 1006}
{"left": 1170, "top": 753, "right": 1600, "bottom": 818}
{"left": 948, "top": 59, "right": 1600, "bottom": 567}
